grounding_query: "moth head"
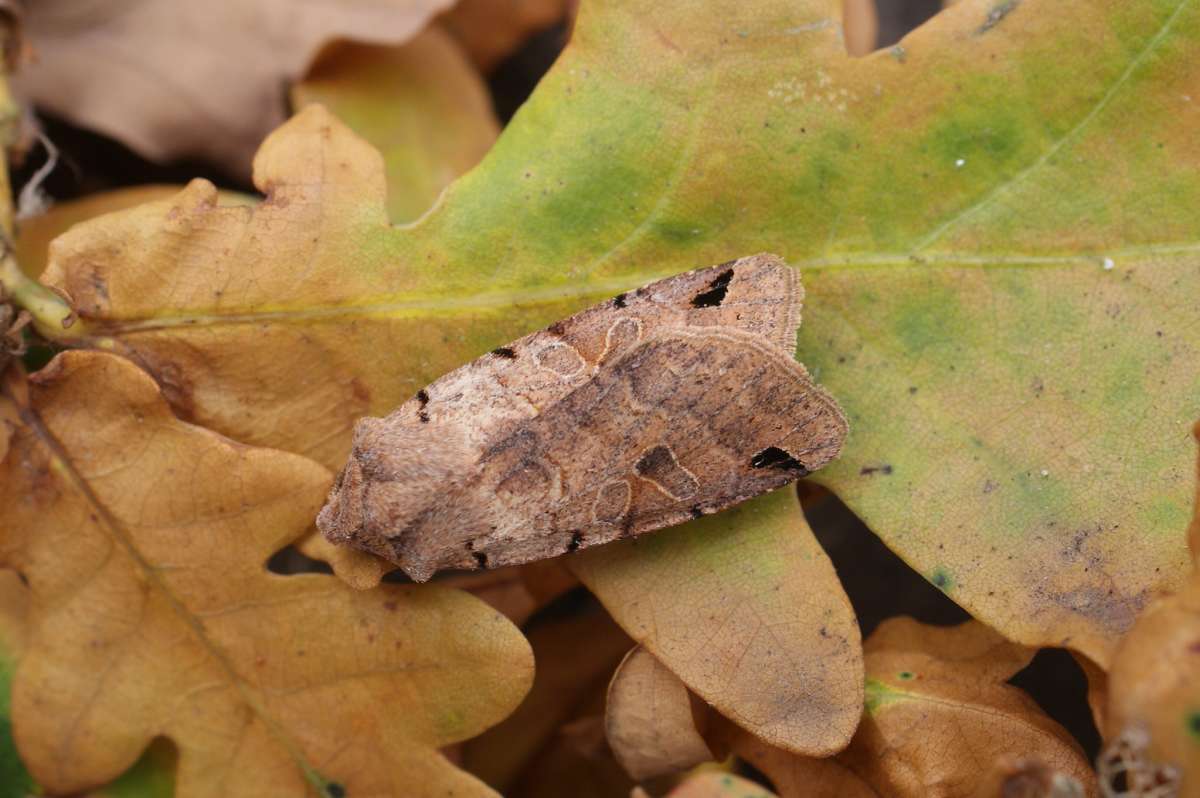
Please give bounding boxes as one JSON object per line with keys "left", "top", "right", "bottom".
{"left": 317, "top": 414, "right": 473, "bottom": 574}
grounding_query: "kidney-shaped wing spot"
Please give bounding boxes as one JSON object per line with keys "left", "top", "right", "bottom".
{"left": 534, "top": 341, "right": 588, "bottom": 378}
{"left": 599, "top": 317, "right": 644, "bottom": 365}
{"left": 634, "top": 444, "right": 701, "bottom": 500}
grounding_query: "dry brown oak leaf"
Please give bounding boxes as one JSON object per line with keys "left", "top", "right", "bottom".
{"left": 605, "top": 645, "right": 713, "bottom": 783}
{"left": 0, "top": 351, "right": 533, "bottom": 798}
{"left": 11, "top": 0, "right": 455, "bottom": 177}
{"left": 714, "top": 618, "right": 1096, "bottom": 797}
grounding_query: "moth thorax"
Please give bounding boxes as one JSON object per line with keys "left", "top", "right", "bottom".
{"left": 319, "top": 415, "right": 473, "bottom": 563}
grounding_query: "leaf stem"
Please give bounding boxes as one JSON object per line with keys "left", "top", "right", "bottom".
{"left": 0, "top": 249, "right": 82, "bottom": 338}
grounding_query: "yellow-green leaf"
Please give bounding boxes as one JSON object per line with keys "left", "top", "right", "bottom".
{"left": 573, "top": 489, "right": 862, "bottom": 755}
{"left": 723, "top": 618, "right": 1096, "bottom": 797}
{"left": 293, "top": 29, "right": 499, "bottom": 223}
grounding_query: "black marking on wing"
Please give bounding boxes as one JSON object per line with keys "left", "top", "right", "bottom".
{"left": 691, "top": 268, "right": 734, "bottom": 308}
{"left": 750, "top": 446, "right": 809, "bottom": 475}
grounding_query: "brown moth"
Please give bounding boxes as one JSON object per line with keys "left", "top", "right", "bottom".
{"left": 317, "top": 254, "right": 848, "bottom": 582}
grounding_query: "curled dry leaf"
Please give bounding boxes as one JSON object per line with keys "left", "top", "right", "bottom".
{"left": 1101, "top": 423, "right": 1200, "bottom": 797}
{"left": 438, "top": 0, "right": 576, "bottom": 71}
{"left": 1075, "top": 651, "right": 1110, "bottom": 743}
{"left": 21, "top": 0, "right": 1199, "bottom": 666}
{"left": 293, "top": 29, "right": 500, "bottom": 224}
{"left": 606, "top": 646, "right": 713, "bottom": 782}
{"left": 573, "top": 487, "right": 862, "bottom": 756}
{"left": 296, "top": 531, "right": 393, "bottom": 592}
{"left": 718, "top": 618, "right": 1095, "bottom": 798}
{"left": 843, "top": 0, "right": 879, "bottom": 56}
{"left": 846, "top": 618, "right": 1094, "bottom": 797}
{"left": 462, "top": 600, "right": 633, "bottom": 792}
{"left": 0, "top": 351, "right": 533, "bottom": 797}
{"left": 11, "top": 0, "right": 455, "bottom": 176}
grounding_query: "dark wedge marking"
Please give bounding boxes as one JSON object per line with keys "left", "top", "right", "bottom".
{"left": 491, "top": 347, "right": 517, "bottom": 359}
{"left": 750, "top": 446, "right": 809, "bottom": 474}
{"left": 691, "top": 268, "right": 734, "bottom": 307}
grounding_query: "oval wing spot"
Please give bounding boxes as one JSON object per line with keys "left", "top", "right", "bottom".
{"left": 593, "top": 479, "right": 632, "bottom": 524}
{"left": 535, "top": 341, "right": 587, "bottom": 378}
{"left": 599, "top": 317, "right": 643, "bottom": 364}
{"left": 634, "top": 444, "right": 699, "bottom": 500}
{"left": 496, "top": 459, "right": 552, "bottom": 499}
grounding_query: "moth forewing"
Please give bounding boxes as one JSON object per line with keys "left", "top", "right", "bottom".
{"left": 317, "top": 254, "right": 846, "bottom": 582}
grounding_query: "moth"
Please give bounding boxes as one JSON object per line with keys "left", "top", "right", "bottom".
{"left": 317, "top": 254, "right": 848, "bottom": 582}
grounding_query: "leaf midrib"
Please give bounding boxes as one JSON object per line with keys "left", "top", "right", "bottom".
{"left": 77, "top": 242, "right": 1199, "bottom": 335}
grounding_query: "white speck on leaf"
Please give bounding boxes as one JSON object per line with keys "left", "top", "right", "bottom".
{"left": 955, "top": 158, "right": 966, "bottom": 168}
{"left": 1103, "top": 257, "right": 1115, "bottom": 270}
